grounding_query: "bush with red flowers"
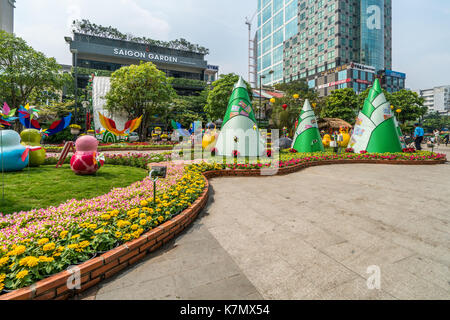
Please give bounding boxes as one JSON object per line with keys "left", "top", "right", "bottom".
{"left": 402, "top": 147, "right": 416, "bottom": 153}
{"left": 289, "top": 148, "right": 298, "bottom": 153}
{"left": 266, "top": 149, "right": 272, "bottom": 157}
{"left": 211, "top": 148, "right": 218, "bottom": 156}
{"left": 345, "top": 148, "right": 354, "bottom": 153}
{"left": 360, "top": 150, "right": 368, "bottom": 154}
{"left": 232, "top": 150, "right": 240, "bottom": 158}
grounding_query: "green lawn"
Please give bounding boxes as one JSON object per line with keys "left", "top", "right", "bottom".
{"left": 0, "top": 165, "right": 148, "bottom": 215}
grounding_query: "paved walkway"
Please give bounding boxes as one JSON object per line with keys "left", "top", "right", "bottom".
{"left": 78, "top": 164, "right": 450, "bottom": 300}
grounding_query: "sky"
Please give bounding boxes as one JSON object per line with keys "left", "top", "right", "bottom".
{"left": 13, "top": 0, "right": 450, "bottom": 91}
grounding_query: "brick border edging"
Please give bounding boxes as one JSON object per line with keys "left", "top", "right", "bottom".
{"left": 0, "top": 177, "right": 210, "bottom": 300}
{"left": 0, "top": 158, "right": 445, "bottom": 300}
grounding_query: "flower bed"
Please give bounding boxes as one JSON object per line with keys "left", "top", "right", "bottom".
{"left": 44, "top": 143, "right": 175, "bottom": 153}
{"left": 0, "top": 158, "right": 204, "bottom": 292}
{"left": 0, "top": 150, "right": 446, "bottom": 299}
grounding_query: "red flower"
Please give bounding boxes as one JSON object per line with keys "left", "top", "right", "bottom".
{"left": 265, "top": 149, "right": 272, "bottom": 157}
{"left": 345, "top": 148, "right": 354, "bottom": 153}
{"left": 211, "top": 148, "right": 218, "bottom": 156}
{"left": 289, "top": 148, "right": 298, "bottom": 153}
{"left": 232, "top": 150, "right": 240, "bottom": 157}
{"left": 360, "top": 150, "right": 367, "bottom": 154}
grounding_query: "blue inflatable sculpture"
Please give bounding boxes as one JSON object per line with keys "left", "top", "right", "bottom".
{"left": 0, "top": 130, "right": 29, "bottom": 172}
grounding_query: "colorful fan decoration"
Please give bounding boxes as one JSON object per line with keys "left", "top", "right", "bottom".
{"left": 98, "top": 112, "right": 142, "bottom": 136}
{"left": 18, "top": 108, "right": 72, "bottom": 137}
{"left": 0, "top": 103, "right": 18, "bottom": 127}
{"left": 18, "top": 104, "right": 40, "bottom": 121}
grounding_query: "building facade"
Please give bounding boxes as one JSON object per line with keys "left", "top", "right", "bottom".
{"left": 0, "top": 0, "right": 15, "bottom": 33}
{"left": 65, "top": 33, "right": 218, "bottom": 95}
{"left": 256, "top": 0, "right": 401, "bottom": 96}
{"left": 417, "top": 86, "right": 450, "bottom": 114}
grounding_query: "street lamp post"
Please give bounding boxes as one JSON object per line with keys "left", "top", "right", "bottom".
{"left": 71, "top": 48, "right": 79, "bottom": 124}
{"left": 258, "top": 70, "right": 273, "bottom": 127}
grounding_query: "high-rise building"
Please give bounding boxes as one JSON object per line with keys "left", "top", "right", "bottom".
{"left": 0, "top": 0, "right": 15, "bottom": 33}
{"left": 417, "top": 86, "right": 450, "bottom": 114}
{"left": 255, "top": 0, "right": 401, "bottom": 96}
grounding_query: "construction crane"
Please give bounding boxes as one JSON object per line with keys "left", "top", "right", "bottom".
{"left": 245, "top": 10, "right": 258, "bottom": 89}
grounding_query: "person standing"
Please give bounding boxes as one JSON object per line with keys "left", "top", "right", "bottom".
{"left": 433, "top": 129, "right": 440, "bottom": 146}
{"left": 414, "top": 123, "right": 425, "bottom": 150}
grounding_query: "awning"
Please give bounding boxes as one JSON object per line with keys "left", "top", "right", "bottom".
{"left": 252, "top": 89, "right": 284, "bottom": 99}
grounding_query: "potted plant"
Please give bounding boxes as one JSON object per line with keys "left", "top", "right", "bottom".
{"left": 70, "top": 124, "right": 81, "bottom": 135}
{"left": 161, "top": 133, "right": 169, "bottom": 142}
{"left": 87, "top": 129, "right": 95, "bottom": 136}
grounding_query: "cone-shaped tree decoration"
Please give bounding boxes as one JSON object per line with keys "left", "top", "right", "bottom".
{"left": 215, "top": 77, "right": 264, "bottom": 157}
{"left": 348, "top": 79, "right": 402, "bottom": 153}
{"left": 291, "top": 99, "right": 324, "bottom": 153}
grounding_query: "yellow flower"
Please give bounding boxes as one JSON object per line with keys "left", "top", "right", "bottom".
{"left": 131, "top": 224, "right": 138, "bottom": 231}
{"left": 94, "top": 228, "right": 104, "bottom": 234}
{"left": 37, "top": 238, "right": 49, "bottom": 245}
{"left": 117, "top": 220, "right": 130, "bottom": 228}
{"left": 60, "top": 230, "right": 68, "bottom": 239}
{"left": 140, "top": 200, "right": 148, "bottom": 207}
{"left": 158, "top": 216, "right": 164, "bottom": 222}
{"left": 71, "top": 234, "right": 80, "bottom": 240}
{"left": 101, "top": 214, "right": 111, "bottom": 221}
{"left": 8, "top": 245, "right": 26, "bottom": 256}
{"left": 0, "top": 256, "right": 9, "bottom": 267}
{"left": 123, "top": 234, "right": 131, "bottom": 241}
{"left": 139, "top": 219, "right": 147, "bottom": 226}
{"left": 43, "top": 243, "right": 56, "bottom": 252}
{"left": 16, "top": 270, "right": 29, "bottom": 279}
{"left": 115, "top": 231, "right": 122, "bottom": 238}
{"left": 89, "top": 224, "right": 97, "bottom": 230}
{"left": 110, "top": 210, "right": 119, "bottom": 217}
{"left": 79, "top": 241, "right": 90, "bottom": 248}
{"left": 67, "top": 244, "right": 78, "bottom": 250}
{"left": 139, "top": 213, "right": 147, "bottom": 219}
{"left": 39, "top": 256, "right": 54, "bottom": 263}
{"left": 19, "top": 256, "right": 39, "bottom": 268}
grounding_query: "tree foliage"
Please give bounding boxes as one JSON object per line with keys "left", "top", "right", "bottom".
{"left": 321, "top": 88, "right": 359, "bottom": 124}
{"left": 204, "top": 74, "right": 253, "bottom": 121}
{"left": 422, "top": 112, "right": 450, "bottom": 132}
{"left": 105, "top": 62, "right": 176, "bottom": 139}
{"left": 72, "top": 19, "right": 209, "bottom": 55}
{"left": 0, "top": 30, "right": 62, "bottom": 108}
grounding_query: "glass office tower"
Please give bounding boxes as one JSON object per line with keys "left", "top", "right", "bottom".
{"left": 360, "top": 0, "right": 385, "bottom": 71}
{"left": 255, "top": 0, "right": 393, "bottom": 87}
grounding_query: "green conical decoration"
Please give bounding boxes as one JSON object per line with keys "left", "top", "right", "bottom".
{"left": 291, "top": 99, "right": 324, "bottom": 153}
{"left": 215, "top": 76, "right": 264, "bottom": 157}
{"left": 348, "top": 79, "right": 402, "bottom": 153}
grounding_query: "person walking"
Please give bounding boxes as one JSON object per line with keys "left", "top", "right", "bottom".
{"left": 414, "top": 123, "right": 425, "bottom": 151}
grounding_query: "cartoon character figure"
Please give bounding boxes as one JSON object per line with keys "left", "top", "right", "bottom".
{"left": 322, "top": 134, "right": 331, "bottom": 148}
{"left": 338, "top": 126, "right": 351, "bottom": 148}
{"left": 0, "top": 130, "right": 29, "bottom": 172}
{"left": 20, "top": 129, "right": 46, "bottom": 167}
{"left": 70, "top": 135, "right": 104, "bottom": 175}
{"left": 202, "top": 123, "right": 218, "bottom": 150}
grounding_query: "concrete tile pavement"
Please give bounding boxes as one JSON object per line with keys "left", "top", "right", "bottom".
{"left": 78, "top": 163, "right": 450, "bottom": 300}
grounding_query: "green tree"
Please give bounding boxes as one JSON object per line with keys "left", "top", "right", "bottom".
{"left": 422, "top": 112, "right": 450, "bottom": 133}
{"left": 204, "top": 74, "right": 252, "bottom": 121}
{"left": 105, "top": 62, "right": 176, "bottom": 140}
{"left": 322, "top": 88, "right": 359, "bottom": 124}
{"left": 390, "top": 89, "right": 427, "bottom": 123}
{"left": 0, "top": 30, "right": 62, "bottom": 108}
{"left": 270, "top": 80, "right": 320, "bottom": 135}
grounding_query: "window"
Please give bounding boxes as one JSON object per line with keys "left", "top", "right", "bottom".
{"left": 318, "top": 22, "right": 324, "bottom": 30}
{"left": 285, "top": 1, "right": 298, "bottom": 21}
{"left": 327, "top": 39, "right": 335, "bottom": 48}
{"left": 273, "top": 11, "right": 284, "bottom": 30}
{"left": 285, "top": 18, "right": 298, "bottom": 39}
{"left": 318, "top": 55, "right": 324, "bottom": 64}
{"left": 262, "top": 21, "right": 272, "bottom": 38}
{"left": 262, "top": 36, "right": 272, "bottom": 54}
{"left": 308, "top": 59, "right": 315, "bottom": 67}
{"left": 273, "top": 28, "right": 284, "bottom": 47}
{"left": 308, "top": 27, "right": 315, "bottom": 35}
{"left": 262, "top": 5, "right": 272, "bottom": 24}
{"left": 308, "top": 79, "right": 316, "bottom": 89}
{"left": 273, "top": 0, "right": 283, "bottom": 13}
{"left": 338, "top": 70, "right": 347, "bottom": 81}
{"left": 328, "top": 3, "right": 335, "bottom": 12}
{"left": 328, "top": 15, "right": 335, "bottom": 25}
{"left": 300, "top": 52, "right": 306, "bottom": 60}
{"left": 309, "top": 48, "right": 315, "bottom": 56}
{"left": 327, "top": 50, "right": 335, "bottom": 60}
{"left": 318, "top": 32, "right": 324, "bottom": 41}
{"left": 308, "top": 38, "right": 314, "bottom": 46}
{"left": 273, "top": 62, "right": 283, "bottom": 81}
{"left": 273, "top": 46, "right": 283, "bottom": 64}
{"left": 300, "top": 31, "right": 306, "bottom": 41}
{"left": 300, "top": 62, "right": 306, "bottom": 69}
{"left": 262, "top": 53, "right": 272, "bottom": 69}
{"left": 353, "top": 69, "right": 358, "bottom": 79}
{"left": 318, "top": 43, "right": 324, "bottom": 52}
{"left": 328, "top": 27, "right": 335, "bottom": 36}
{"left": 300, "top": 72, "right": 307, "bottom": 78}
